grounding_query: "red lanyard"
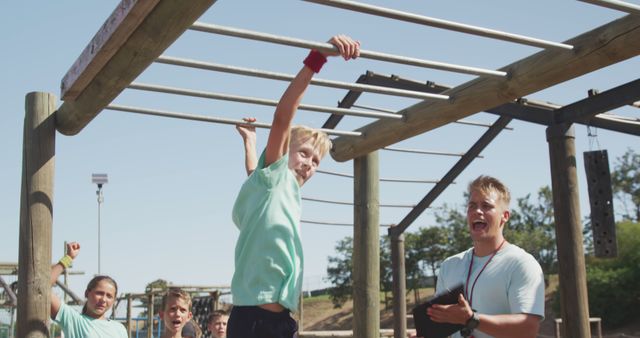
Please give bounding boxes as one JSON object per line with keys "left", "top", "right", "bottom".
{"left": 465, "top": 239, "right": 506, "bottom": 307}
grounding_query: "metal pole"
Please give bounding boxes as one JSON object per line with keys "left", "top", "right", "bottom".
{"left": 97, "top": 185, "right": 104, "bottom": 275}
{"left": 153, "top": 57, "right": 449, "bottom": 101}
{"left": 105, "top": 104, "right": 362, "bottom": 137}
{"left": 316, "top": 168, "right": 439, "bottom": 183}
{"left": 303, "top": 0, "right": 573, "bottom": 50}
{"left": 189, "top": 22, "right": 506, "bottom": 78}
{"left": 128, "top": 82, "right": 405, "bottom": 119}
{"left": 578, "top": 0, "right": 640, "bottom": 14}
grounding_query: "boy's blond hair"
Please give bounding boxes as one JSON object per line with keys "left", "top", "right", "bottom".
{"left": 162, "top": 288, "right": 192, "bottom": 310}
{"left": 290, "top": 125, "right": 332, "bottom": 159}
{"left": 468, "top": 175, "right": 511, "bottom": 206}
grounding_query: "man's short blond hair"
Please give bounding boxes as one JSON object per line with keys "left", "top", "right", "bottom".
{"left": 291, "top": 125, "right": 332, "bottom": 159}
{"left": 468, "top": 175, "right": 511, "bottom": 206}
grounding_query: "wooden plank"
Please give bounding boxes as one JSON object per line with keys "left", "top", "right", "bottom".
{"left": 56, "top": 0, "right": 216, "bottom": 136}
{"left": 330, "top": 14, "right": 640, "bottom": 162}
{"left": 60, "top": 0, "right": 161, "bottom": 100}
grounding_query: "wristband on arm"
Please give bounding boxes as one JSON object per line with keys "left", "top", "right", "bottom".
{"left": 58, "top": 255, "right": 73, "bottom": 269}
{"left": 303, "top": 50, "right": 327, "bottom": 73}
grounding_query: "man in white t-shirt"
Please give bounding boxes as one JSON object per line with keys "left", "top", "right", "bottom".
{"left": 426, "top": 175, "right": 545, "bottom": 338}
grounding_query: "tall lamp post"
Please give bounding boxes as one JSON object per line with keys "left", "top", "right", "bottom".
{"left": 91, "top": 173, "right": 108, "bottom": 275}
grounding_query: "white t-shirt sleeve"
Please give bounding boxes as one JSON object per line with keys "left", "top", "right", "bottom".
{"left": 508, "top": 253, "right": 545, "bottom": 318}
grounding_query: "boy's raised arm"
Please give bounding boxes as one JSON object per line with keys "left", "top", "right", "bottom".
{"left": 264, "top": 35, "right": 360, "bottom": 167}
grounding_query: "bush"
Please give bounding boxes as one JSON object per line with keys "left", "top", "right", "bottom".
{"left": 586, "top": 266, "right": 637, "bottom": 327}
{"left": 552, "top": 222, "right": 640, "bottom": 328}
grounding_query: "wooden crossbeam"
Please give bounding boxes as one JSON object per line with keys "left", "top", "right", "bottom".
{"left": 60, "top": 0, "right": 161, "bottom": 100}
{"left": 330, "top": 14, "right": 640, "bottom": 162}
{"left": 56, "top": 0, "right": 217, "bottom": 136}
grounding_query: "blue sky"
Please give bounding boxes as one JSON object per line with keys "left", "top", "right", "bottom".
{"left": 1, "top": 0, "right": 639, "bottom": 317}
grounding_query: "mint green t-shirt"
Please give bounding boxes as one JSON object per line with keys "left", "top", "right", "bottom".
{"left": 54, "top": 302, "right": 128, "bottom": 338}
{"left": 231, "top": 152, "right": 303, "bottom": 311}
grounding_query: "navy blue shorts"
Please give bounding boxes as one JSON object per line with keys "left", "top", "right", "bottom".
{"left": 227, "top": 306, "right": 298, "bottom": 338}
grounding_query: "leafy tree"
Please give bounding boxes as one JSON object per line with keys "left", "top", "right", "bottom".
{"left": 404, "top": 232, "right": 427, "bottom": 302}
{"left": 611, "top": 148, "right": 640, "bottom": 222}
{"left": 325, "top": 237, "right": 353, "bottom": 308}
{"left": 434, "top": 204, "right": 471, "bottom": 255}
{"left": 414, "top": 226, "right": 450, "bottom": 286}
{"left": 379, "top": 235, "right": 393, "bottom": 309}
{"left": 507, "top": 187, "right": 557, "bottom": 274}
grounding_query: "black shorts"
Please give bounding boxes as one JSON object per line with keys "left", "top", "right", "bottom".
{"left": 227, "top": 305, "right": 298, "bottom": 338}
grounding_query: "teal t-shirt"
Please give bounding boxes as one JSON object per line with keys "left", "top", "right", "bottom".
{"left": 54, "top": 302, "right": 128, "bottom": 338}
{"left": 231, "top": 152, "right": 303, "bottom": 311}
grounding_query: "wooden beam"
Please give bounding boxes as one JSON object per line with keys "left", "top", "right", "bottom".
{"left": 330, "top": 14, "right": 640, "bottom": 162}
{"left": 362, "top": 72, "right": 640, "bottom": 136}
{"left": 60, "top": 0, "right": 161, "bottom": 100}
{"left": 56, "top": 0, "right": 216, "bottom": 136}
{"left": 555, "top": 78, "right": 640, "bottom": 123}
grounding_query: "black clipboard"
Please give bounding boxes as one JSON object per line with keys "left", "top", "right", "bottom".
{"left": 412, "top": 284, "right": 465, "bottom": 338}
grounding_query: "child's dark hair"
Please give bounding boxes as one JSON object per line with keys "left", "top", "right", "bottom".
{"left": 208, "top": 309, "right": 228, "bottom": 323}
{"left": 82, "top": 275, "right": 118, "bottom": 315}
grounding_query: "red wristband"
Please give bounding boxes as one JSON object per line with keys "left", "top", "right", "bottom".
{"left": 303, "top": 50, "right": 327, "bottom": 73}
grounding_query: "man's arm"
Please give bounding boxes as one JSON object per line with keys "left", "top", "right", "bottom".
{"left": 51, "top": 242, "right": 80, "bottom": 319}
{"left": 473, "top": 313, "right": 541, "bottom": 338}
{"left": 263, "top": 35, "right": 360, "bottom": 167}
{"left": 236, "top": 117, "right": 258, "bottom": 176}
{"left": 427, "top": 294, "right": 541, "bottom": 338}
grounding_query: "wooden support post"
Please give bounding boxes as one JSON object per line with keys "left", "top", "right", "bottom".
{"left": 299, "top": 292, "right": 304, "bottom": 331}
{"left": 353, "top": 151, "right": 380, "bottom": 338}
{"left": 147, "top": 293, "right": 154, "bottom": 338}
{"left": 389, "top": 226, "right": 407, "bottom": 338}
{"left": 17, "top": 92, "right": 57, "bottom": 338}
{"left": 127, "top": 294, "right": 132, "bottom": 338}
{"left": 546, "top": 124, "right": 591, "bottom": 338}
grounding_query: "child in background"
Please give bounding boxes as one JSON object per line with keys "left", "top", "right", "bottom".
{"left": 207, "top": 310, "right": 229, "bottom": 338}
{"left": 50, "top": 242, "right": 128, "bottom": 338}
{"left": 181, "top": 319, "right": 202, "bottom": 338}
{"left": 160, "top": 288, "right": 193, "bottom": 338}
